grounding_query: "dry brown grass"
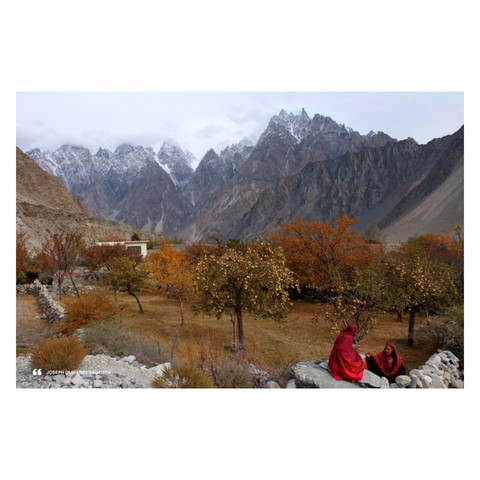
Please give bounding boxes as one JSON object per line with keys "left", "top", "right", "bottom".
{"left": 93, "top": 291, "right": 438, "bottom": 372}
{"left": 16, "top": 294, "right": 57, "bottom": 355}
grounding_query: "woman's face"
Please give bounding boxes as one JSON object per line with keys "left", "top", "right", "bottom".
{"left": 384, "top": 345, "right": 393, "bottom": 356}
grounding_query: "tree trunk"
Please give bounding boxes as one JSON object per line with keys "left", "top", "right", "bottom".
{"left": 129, "top": 290, "right": 144, "bottom": 314}
{"left": 170, "top": 328, "right": 182, "bottom": 363}
{"left": 179, "top": 297, "right": 185, "bottom": 326}
{"left": 57, "top": 276, "right": 63, "bottom": 300}
{"left": 235, "top": 306, "right": 244, "bottom": 351}
{"left": 69, "top": 270, "right": 81, "bottom": 298}
{"left": 231, "top": 315, "right": 237, "bottom": 348}
{"left": 407, "top": 308, "right": 416, "bottom": 346}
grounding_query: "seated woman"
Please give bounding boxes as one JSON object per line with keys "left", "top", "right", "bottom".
{"left": 328, "top": 323, "right": 365, "bottom": 382}
{"left": 366, "top": 342, "right": 406, "bottom": 384}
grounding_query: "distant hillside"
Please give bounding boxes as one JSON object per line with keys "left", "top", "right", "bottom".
{"left": 381, "top": 156, "right": 464, "bottom": 242}
{"left": 16, "top": 147, "right": 164, "bottom": 251}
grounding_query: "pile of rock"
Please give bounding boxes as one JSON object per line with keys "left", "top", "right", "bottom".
{"left": 392, "top": 350, "right": 463, "bottom": 389}
{"left": 25, "top": 279, "right": 67, "bottom": 324}
{"left": 16, "top": 345, "right": 463, "bottom": 389}
{"left": 16, "top": 281, "right": 95, "bottom": 297}
{"left": 288, "top": 349, "right": 463, "bottom": 388}
{"left": 16, "top": 354, "right": 172, "bottom": 389}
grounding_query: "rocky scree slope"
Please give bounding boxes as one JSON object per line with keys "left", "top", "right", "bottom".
{"left": 236, "top": 126, "right": 464, "bottom": 241}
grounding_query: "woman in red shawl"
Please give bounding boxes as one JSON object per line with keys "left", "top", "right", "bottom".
{"left": 328, "top": 323, "right": 365, "bottom": 382}
{"left": 365, "top": 342, "right": 406, "bottom": 384}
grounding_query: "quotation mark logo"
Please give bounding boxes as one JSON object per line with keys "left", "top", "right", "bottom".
{"left": 32, "top": 369, "right": 43, "bottom": 376}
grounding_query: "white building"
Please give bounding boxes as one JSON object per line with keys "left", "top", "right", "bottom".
{"left": 94, "top": 240, "right": 149, "bottom": 258}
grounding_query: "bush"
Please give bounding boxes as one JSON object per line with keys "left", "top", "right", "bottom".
{"left": 30, "top": 336, "right": 90, "bottom": 372}
{"left": 60, "top": 289, "right": 119, "bottom": 334}
{"left": 213, "top": 356, "right": 253, "bottom": 388}
{"left": 422, "top": 306, "right": 464, "bottom": 368}
{"left": 80, "top": 317, "right": 168, "bottom": 367}
{"left": 127, "top": 335, "right": 169, "bottom": 368}
{"left": 80, "top": 317, "right": 133, "bottom": 356}
{"left": 152, "top": 364, "right": 214, "bottom": 388}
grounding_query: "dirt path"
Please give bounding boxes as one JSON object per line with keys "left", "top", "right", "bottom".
{"left": 16, "top": 294, "right": 55, "bottom": 355}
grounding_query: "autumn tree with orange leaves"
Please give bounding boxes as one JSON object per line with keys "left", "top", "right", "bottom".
{"left": 144, "top": 245, "right": 196, "bottom": 326}
{"left": 41, "top": 232, "right": 84, "bottom": 299}
{"left": 85, "top": 243, "right": 143, "bottom": 273}
{"left": 269, "top": 214, "right": 376, "bottom": 292}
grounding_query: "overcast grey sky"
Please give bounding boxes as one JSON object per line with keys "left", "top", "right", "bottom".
{"left": 16, "top": 92, "right": 463, "bottom": 166}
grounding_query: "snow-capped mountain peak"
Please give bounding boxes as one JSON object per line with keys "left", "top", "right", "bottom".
{"left": 157, "top": 140, "right": 195, "bottom": 189}
{"left": 265, "top": 108, "right": 313, "bottom": 143}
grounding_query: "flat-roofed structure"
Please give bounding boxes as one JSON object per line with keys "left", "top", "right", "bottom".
{"left": 94, "top": 240, "right": 149, "bottom": 258}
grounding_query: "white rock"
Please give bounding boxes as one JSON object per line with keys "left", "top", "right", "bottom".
{"left": 71, "top": 374, "right": 84, "bottom": 386}
{"left": 149, "top": 362, "right": 172, "bottom": 376}
{"left": 61, "top": 377, "right": 71, "bottom": 386}
{"left": 265, "top": 381, "right": 281, "bottom": 388}
{"left": 122, "top": 355, "right": 136, "bottom": 364}
{"left": 395, "top": 375, "right": 411, "bottom": 388}
{"left": 286, "top": 379, "right": 296, "bottom": 388}
{"left": 380, "top": 377, "right": 389, "bottom": 388}
{"left": 359, "top": 370, "right": 382, "bottom": 388}
{"left": 409, "top": 374, "right": 422, "bottom": 388}
{"left": 419, "top": 374, "right": 432, "bottom": 388}
{"left": 93, "top": 380, "right": 103, "bottom": 388}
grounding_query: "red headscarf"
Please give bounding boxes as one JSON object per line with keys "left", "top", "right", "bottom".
{"left": 328, "top": 323, "right": 365, "bottom": 382}
{"left": 373, "top": 342, "right": 404, "bottom": 377}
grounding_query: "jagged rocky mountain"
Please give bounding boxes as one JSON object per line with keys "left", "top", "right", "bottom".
{"left": 16, "top": 147, "right": 164, "bottom": 251}
{"left": 236, "top": 127, "right": 464, "bottom": 241}
{"left": 27, "top": 140, "right": 195, "bottom": 233}
{"left": 25, "top": 109, "right": 464, "bottom": 242}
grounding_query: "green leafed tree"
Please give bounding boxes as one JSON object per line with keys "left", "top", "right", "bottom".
{"left": 103, "top": 256, "right": 148, "bottom": 314}
{"left": 373, "top": 252, "right": 460, "bottom": 345}
{"left": 192, "top": 240, "right": 297, "bottom": 350}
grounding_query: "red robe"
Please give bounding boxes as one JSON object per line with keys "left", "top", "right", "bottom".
{"left": 328, "top": 324, "right": 365, "bottom": 382}
{"left": 370, "top": 342, "right": 404, "bottom": 383}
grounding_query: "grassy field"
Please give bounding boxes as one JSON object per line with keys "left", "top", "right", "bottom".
{"left": 16, "top": 294, "right": 57, "bottom": 356}
{"left": 57, "top": 291, "right": 438, "bottom": 373}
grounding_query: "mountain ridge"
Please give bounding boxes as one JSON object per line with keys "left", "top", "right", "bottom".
{"left": 23, "top": 110, "right": 464, "bottom": 243}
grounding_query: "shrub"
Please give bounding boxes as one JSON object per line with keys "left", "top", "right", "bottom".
{"left": 420, "top": 306, "right": 464, "bottom": 368}
{"left": 213, "top": 356, "right": 253, "bottom": 388}
{"left": 127, "top": 334, "right": 169, "bottom": 368}
{"left": 152, "top": 364, "right": 214, "bottom": 388}
{"left": 60, "top": 289, "right": 119, "bottom": 334}
{"left": 80, "top": 317, "right": 133, "bottom": 356}
{"left": 80, "top": 318, "right": 168, "bottom": 366}
{"left": 30, "top": 336, "right": 90, "bottom": 372}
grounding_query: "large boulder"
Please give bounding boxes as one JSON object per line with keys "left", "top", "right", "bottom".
{"left": 289, "top": 359, "right": 383, "bottom": 388}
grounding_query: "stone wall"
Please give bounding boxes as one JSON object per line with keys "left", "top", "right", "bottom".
{"left": 17, "top": 281, "right": 95, "bottom": 298}
{"left": 393, "top": 350, "right": 463, "bottom": 389}
{"left": 18, "top": 279, "right": 67, "bottom": 324}
{"left": 289, "top": 349, "right": 463, "bottom": 388}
